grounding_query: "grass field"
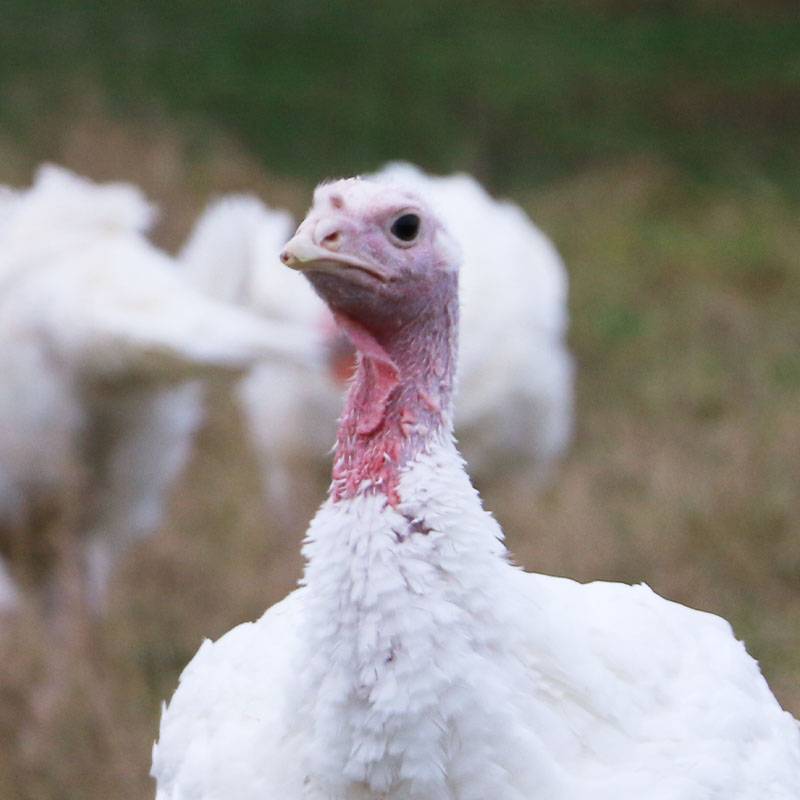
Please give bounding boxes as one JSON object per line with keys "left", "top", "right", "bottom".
{"left": 0, "top": 112, "right": 796, "bottom": 798}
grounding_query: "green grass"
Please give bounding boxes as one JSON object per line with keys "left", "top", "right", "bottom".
{"left": 1, "top": 1, "right": 799, "bottom": 192}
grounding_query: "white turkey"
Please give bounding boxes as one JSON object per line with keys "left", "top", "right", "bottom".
{"left": 0, "top": 165, "right": 319, "bottom": 614}
{"left": 153, "top": 178, "right": 800, "bottom": 800}
{"left": 179, "top": 163, "right": 573, "bottom": 510}
{"left": 179, "top": 195, "right": 341, "bottom": 506}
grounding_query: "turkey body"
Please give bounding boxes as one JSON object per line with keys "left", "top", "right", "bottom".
{"left": 154, "top": 177, "right": 799, "bottom": 800}
{"left": 154, "top": 438, "right": 800, "bottom": 800}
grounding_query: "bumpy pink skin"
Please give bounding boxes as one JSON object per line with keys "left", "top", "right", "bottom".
{"left": 291, "top": 179, "right": 460, "bottom": 507}
{"left": 330, "top": 291, "right": 457, "bottom": 506}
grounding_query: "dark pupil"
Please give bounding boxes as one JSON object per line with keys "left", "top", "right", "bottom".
{"left": 391, "top": 213, "right": 420, "bottom": 242}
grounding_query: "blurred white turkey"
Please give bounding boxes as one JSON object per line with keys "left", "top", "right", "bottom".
{"left": 154, "top": 177, "right": 800, "bottom": 800}
{"left": 180, "top": 195, "right": 341, "bottom": 505}
{"left": 180, "top": 162, "right": 573, "bottom": 508}
{"left": 0, "top": 165, "right": 319, "bottom": 614}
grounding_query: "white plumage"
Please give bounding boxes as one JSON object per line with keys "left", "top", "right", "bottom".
{"left": 0, "top": 165, "right": 319, "bottom": 612}
{"left": 153, "top": 177, "right": 800, "bottom": 800}
{"left": 179, "top": 163, "right": 573, "bottom": 510}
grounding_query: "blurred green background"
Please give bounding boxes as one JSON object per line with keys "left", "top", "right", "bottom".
{"left": 0, "top": 3, "right": 798, "bottom": 799}
{"left": 3, "top": 0, "right": 800, "bottom": 191}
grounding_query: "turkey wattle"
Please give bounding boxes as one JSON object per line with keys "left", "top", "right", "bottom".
{"left": 152, "top": 177, "right": 800, "bottom": 800}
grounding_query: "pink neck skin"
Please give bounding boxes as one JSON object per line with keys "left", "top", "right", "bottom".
{"left": 330, "top": 282, "right": 458, "bottom": 508}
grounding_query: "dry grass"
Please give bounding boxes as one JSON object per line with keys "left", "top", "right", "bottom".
{"left": 0, "top": 116, "right": 797, "bottom": 799}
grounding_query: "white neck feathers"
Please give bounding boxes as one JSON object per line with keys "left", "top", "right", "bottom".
{"left": 293, "top": 441, "right": 563, "bottom": 799}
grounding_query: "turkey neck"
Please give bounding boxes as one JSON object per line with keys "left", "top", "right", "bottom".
{"left": 331, "top": 277, "right": 459, "bottom": 507}
{"left": 299, "top": 275, "right": 528, "bottom": 797}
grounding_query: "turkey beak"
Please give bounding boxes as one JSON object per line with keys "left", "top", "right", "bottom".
{"left": 280, "top": 227, "right": 321, "bottom": 270}
{"left": 281, "top": 221, "right": 389, "bottom": 283}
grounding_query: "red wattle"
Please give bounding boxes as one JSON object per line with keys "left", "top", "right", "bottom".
{"left": 332, "top": 312, "right": 400, "bottom": 436}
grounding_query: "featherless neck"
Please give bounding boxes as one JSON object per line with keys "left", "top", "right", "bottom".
{"left": 331, "top": 287, "right": 459, "bottom": 506}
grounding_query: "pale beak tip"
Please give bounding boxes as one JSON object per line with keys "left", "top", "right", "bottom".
{"left": 280, "top": 248, "right": 298, "bottom": 269}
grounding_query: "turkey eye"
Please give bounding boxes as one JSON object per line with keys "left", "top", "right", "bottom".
{"left": 390, "top": 213, "right": 420, "bottom": 242}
